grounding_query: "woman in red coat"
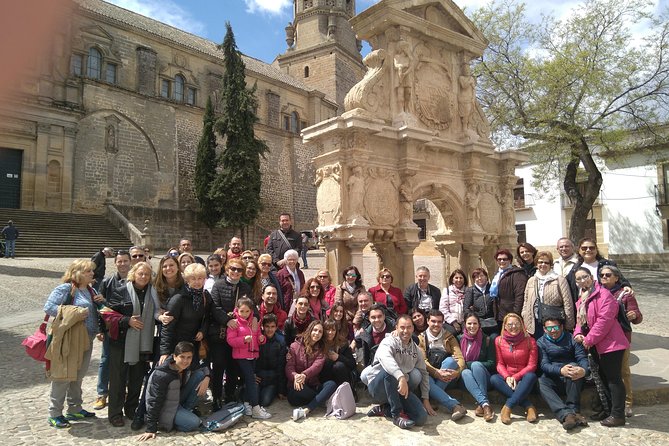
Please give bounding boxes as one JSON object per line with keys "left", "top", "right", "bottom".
{"left": 490, "top": 313, "right": 538, "bottom": 425}
{"left": 368, "top": 268, "right": 407, "bottom": 315}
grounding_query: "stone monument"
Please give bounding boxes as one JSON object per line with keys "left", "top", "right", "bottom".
{"left": 303, "top": 0, "right": 526, "bottom": 288}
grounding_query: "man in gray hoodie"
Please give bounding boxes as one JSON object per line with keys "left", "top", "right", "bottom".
{"left": 362, "top": 314, "right": 434, "bottom": 429}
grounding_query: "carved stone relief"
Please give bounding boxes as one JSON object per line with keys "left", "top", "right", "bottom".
{"left": 347, "top": 165, "right": 368, "bottom": 224}
{"left": 315, "top": 163, "right": 343, "bottom": 226}
{"left": 365, "top": 167, "right": 400, "bottom": 226}
{"left": 344, "top": 49, "right": 389, "bottom": 116}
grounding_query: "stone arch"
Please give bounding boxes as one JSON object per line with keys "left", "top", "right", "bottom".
{"left": 413, "top": 181, "right": 464, "bottom": 236}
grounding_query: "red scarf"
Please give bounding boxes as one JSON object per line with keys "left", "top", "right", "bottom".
{"left": 460, "top": 329, "right": 483, "bottom": 362}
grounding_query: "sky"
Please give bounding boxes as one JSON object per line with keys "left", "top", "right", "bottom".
{"left": 105, "top": 0, "right": 668, "bottom": 64}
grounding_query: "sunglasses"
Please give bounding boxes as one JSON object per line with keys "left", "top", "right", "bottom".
{"left": 260, "top": 262, "right": 272, "bottom": 266}
{"left": 380, "top": 274, "right": 392, "bottom": 279}
{"left": 229, "top": 267, "right": 244, "bottom": 273}
{"left": 580, "top": 246, "right": 596, "bottom": 251}
{"left": 545, "top": 325, "right": 561, "bottom": 332}
{"left": 317, "top": 275, "right": 329, "bottom": 279}
{"left": 505, "top": 322, "right": 520, "bottom": 328}
{"left": 131, "top": 254, "right": 145, "bottom": 259}
{"left": 242, "top": 256, "right": 254, "bottom": 260}
{"left": 600, "top": 272, "right": 614, "bottom": 278}
{"left": 496, "top": 257, "right": 510, "bottom": 262}
{"left": 309, "top": 285, "right": 321, "bottom": 290}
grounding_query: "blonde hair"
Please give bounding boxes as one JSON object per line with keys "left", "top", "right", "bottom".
{"left": 183, "top": 262, "right": 206, "bottom": 280}
{"left": 502, "top": 312, "right": 526, "bottom": 335}
{"left": 62, "top": 259, "right": 96, "bottom": 286}
{"left": 258, "top": 253, "right": 272, "bottom": 265}
{"left": 127, "top": 261, "right": 153, "bottom": 282}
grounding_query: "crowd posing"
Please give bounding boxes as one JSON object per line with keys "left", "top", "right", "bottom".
{"left": 41, "top": 215, "right": 642, "bottom": 439}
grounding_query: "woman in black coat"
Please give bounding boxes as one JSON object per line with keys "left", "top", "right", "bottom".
{"left": 463, "top": 268, "right": 497, "bottom": 336}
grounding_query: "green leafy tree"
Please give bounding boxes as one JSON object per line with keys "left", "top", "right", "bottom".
{"left": 472, "top": 0, "right": 669, "bottom": 242}
{"left": 210, "top": 22, "right": 268, "bottom": 237}
{"left": 194, "top": 96, "right": 220, "bottom": 237}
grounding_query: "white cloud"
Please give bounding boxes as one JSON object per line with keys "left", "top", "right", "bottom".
{"left": 106, "top": 0, "right": 206, "bottom": 35}
{"left": 243, "top": 0, "right": 292, "bottom": 15}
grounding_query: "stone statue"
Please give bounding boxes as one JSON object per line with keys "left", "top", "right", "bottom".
{"left": 316, "top": 164, "right": 342, "bottom": 226}
{"left": 394, "top": 40, "right": 415, "bottom": 115}
{"left": 458, "top": 58, "right": 477, "bottom": 141}
{"left": 399, "top": 177, "right": 414, "bottom": 226}
{"left": 465, "top": 180, "right": 482, "bottom": 230}
{"left": 105, "top": 124, "right": 117, "bottom": 152}
{"left": 347, "top": 166, "right": 368, "bottom": 224}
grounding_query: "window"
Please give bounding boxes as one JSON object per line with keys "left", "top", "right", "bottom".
{"left": 414, "top": 219, "right": 427, "bottom": 240}
{"left": 514, "top": 178, "right": 525, "bottom": 208}
{"left": 87, "top": 48, "right": 102, "bottom": 78}
{"left": 70, "top": 54, "right": 82, "bottom": 76}
{"left": 161, "top": 79, "right": 171, "bottom": 98}
{"left": 174, "top": 75, "right": 185, "bottom": 102}
{"left": 105, "top": 63, "right": 117, "bottom": 84}
{"left": 186, "top": 87, "right": 196, "bottom": 105}
{"left": 290, "top": 111, "right": 299, "bottom": 133}
{"left": 516, "top": 224, "right": 527, "bottom": 244}
{"left": 283, "top": 115, "right": 291, "bottom": 131}
{"left": 304, "top": 66, "right": 310, "bottom": 78}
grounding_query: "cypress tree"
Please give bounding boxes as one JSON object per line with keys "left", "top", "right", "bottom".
{"left": 194, "top": 96, "right": 220, "bottom": 234}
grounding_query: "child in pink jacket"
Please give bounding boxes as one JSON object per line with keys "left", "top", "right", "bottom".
{"left": 226, "top": 298, "right": 270, "bottom": 419}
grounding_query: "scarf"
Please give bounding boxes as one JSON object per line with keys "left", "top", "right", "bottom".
{"left": 544, "top": 331, "right": 565, "bottom": 344}
{"left": 345, "top": 282, "right": 356, "bottom": 294}
{"left": 490, "top": 266, "right": 511, "bottom": 299}
{"left": 425, "top": 329, "right": 446, "bottom": 351}
{"left": 502, "top": 329, "right": 526, "bottom": 352}
{"left": 448, "top": 284, "right": 465, "bottom": 303}
{"left": 292, "top": 311, "right": 313, "bottom": 333}
{"left": 534, "top": 270, "right": 559, "bottom": 300}
{"left": 577, "top": 284, "right": 596, "bottom": 327}
{"left": 124, "top": 282, "right": 156, "bottom": 365}
{"left": 185, "top": 284, "right": 204, "bottom": 312}
{"left": 460, "top": 328, "right": 483, "bottom": 362}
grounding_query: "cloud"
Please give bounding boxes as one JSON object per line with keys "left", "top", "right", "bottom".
{"left": 243, "top": 0, "right": 292, "bottom": 15}
{"left": 106, "top": 0, "right": 206, "bottom": 35}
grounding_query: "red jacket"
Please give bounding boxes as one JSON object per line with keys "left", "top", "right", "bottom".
{"left": 368, "top": 284, "right": 407, "bottom": 315}
{"left": 285, "top": 338, "right": 325, "bottom": 387}
{"left": 259, "top": 302, "right": 287, "bottom": 331}
{"left": 495, "top": 335, "right": 538, "bottom": 381}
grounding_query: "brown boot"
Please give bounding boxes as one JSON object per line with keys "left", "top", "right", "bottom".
{"left": 475, "top": 405, "right": 484, "bottom": 417}
{"left": 483, "top": 404, "right": 494, "bottom": 422}
{"left": 501, "top": 405, "right": 512, "bottom": 425}
{"left": 526, "top": 406, "right": 538, "bottom": 423}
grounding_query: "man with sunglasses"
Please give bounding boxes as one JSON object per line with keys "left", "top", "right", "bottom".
{"left": 537, "top": 317, "right": 589, "bottom": 430}
{"left": 129, "top": 246, "right": 147, "bottom": 266}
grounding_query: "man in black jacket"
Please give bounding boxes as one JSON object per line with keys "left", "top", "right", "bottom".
{"left": 403, "top": 266, "right": 441, "bottom": 313}
{"left": 266, "top": 213, "right": 303, "bottom": 270}
{"left": 256, "top": 314, "right": 287, "bottom": 407}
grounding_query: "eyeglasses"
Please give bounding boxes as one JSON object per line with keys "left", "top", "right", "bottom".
{"left": 575, "top": 276, "right": 591, "bottom": 282}
{"left": 380, "top": 274, "right": 392, "bottom": 279}
{"left": 309, "top": 285, "right": 321, "bottom": 290}
{"left": 496, "top": 257, "right": 510, "bottom": 262}
{"left": 229, "top": 267, "right": 244, "bottom": 273}
{"left": 346, "top": 273, "right": 358, "bottom": 278}
{"left": 131, "top": 254, "right": 145, "bottom": 259}
{"left": 505, "top": 322, "right": 520, "bottom": 328}
{"left": 580, "top": 246, "right": 596, "bottom": 251}
{"left": 260, "top": 262, "right": 272, "bottom": 266}
{"left": 242, "top": 256, "right": 254, "bottom": 261}
{"left": 600, "top": 272, "right": 614, "bottom": 278}
{"left": 545, "top": 325, "right": 561, "bottom": 332}
{"left": 317, "top": 275, "right": 329, "bottom": 279}
{"left": 536, "top": 260, "right": 551, "bottom": 265}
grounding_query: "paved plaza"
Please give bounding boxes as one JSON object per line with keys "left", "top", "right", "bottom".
{"left": 0, "top": 254, "right": 668, "bottom": 445}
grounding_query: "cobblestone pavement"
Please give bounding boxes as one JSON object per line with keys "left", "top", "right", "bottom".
{"left": 1, "top": 254, "right": 668, "bottom": 445}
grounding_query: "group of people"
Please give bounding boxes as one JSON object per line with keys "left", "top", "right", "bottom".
{"left": 41, "top": 218, "right": 642, "bottom": 439}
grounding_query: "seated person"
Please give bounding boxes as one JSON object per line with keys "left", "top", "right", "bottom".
{"left": 351, "top": 291, "right": 374, "bottom": 331}
{"left": 257, "top": 314, "right": 288, "bottom": 407}
{"left": 137, "top": 341, "right": 209, "bottom": 441}
{"left": 355, "top": 304, "right": 395, "bottom": 370}
{"left": 258, "top": 284, "right": 287, "bottom": 331}
{"left": 283, "top": 295, "right": 314, "bottom": 346}
{"left": 416, "top": 309, "right": 468, "bottom": 420}
{"left": 458, "top": 313, "right": 496, "bottom": 421}
{"left": 363, "top": 314, "right": 433, "bottom": 429}
{"left": 320, "top": 319, "right": 357, "bottom": 392}
{"left": 537, "top": 317, "right": 589, "bottom": 430}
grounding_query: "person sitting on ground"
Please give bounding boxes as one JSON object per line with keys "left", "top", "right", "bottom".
{"left": 226, "top": 297, "right": 271, "bottom": 419}
{"left": 137, "top": 341, "right": 209, "bottom": 441}
{"left": 364, "top": 314, "right": 434, "bottom": 430}
{"left": 283, "top": 295, "right": 314, "bottom": 346}
{"left": 352, "top": 291, "right": 376, "bottom": 332}
{"left": 256, "top": 314, "right": 287, "bottom": 407}
{"left": 439, "top": 269, "right": 469, "bottom": 335}
{"left": 416, "top": 309, "right": 468, "bottom": 420}
{"left": 491, "top": 313, "right": 539, "bottom": 425}
{"left": 411, "top": 308, "right": 428, "bottom": 336}
{"left": 368, "top": 268, "right": 407, "bottom": 316}
{"left": 320, "top": 319, "right": 357, "bottom": 389}
{"left": 355, "top": 303, "right": 395, "bottom": 370}
{"left": 329, "top": 301, "right": 354, "bottom": 348}
{"left": 285, "top": 320, "right": 338, "bottom": 421}
{"left": 258, "top": 284, "right": 288, "bottom": 331}
{"left": 537, "top": 317, "right": 590, "bottom": 431}
{"left": 458, "top": 313, "right": 496, "bottom": 422}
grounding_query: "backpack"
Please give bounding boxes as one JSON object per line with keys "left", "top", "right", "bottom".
{"left": 203, "top": 402, "right": 245, "bottom": 432}
{"left": 325, "top": 382, "right": 356, "bottom": 420}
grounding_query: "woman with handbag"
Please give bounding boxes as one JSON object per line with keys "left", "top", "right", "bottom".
{"left": 208, "top": 258, "right": 253, "bottom": 410}
{"left": 463, "top": 268, "right": 498, "bottom": 336}
{"left": 458, "top": 313, "right": 496, "bottom": 421}
{"left": 521, "top": 251, "right": 575, "bottom": 339}
{"left": 43, "top": 259, "right": 101, "bottom": 428}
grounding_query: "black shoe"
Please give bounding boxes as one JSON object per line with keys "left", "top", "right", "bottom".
{"left": 600, "top": 416, "right": 625, "bottom": 427}
{"left": 130, "top": 417, "right": 144, "bottom": 431}
{"left": 192, "top": 407, "right": 201, "bottom": 417}
{"left": 590, "top": 410, "right": 609, "bottom": 421}
{"left": 212, "top": 398, "right": 222, "bottom": 412}
{"left": 367, "top": 404, "right": 390, "bottom": 417}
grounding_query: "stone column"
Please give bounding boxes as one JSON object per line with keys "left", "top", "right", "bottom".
{"left": 34, "top": 123, "right": 51, "bottom": 210}
{"left": 346, "top": 240, "right": 367, "bottom": 277}
{"left": 434, "top": 241, "right": 460, "bottom": 288}
{"left": 396, "top": 240, "right": 419, "bottom": 290}
{"left": 461, "top": 242, "right": 484, "bottom": 275}
{"left": 62, "top": 127, "right": 76, "bottom": 212}
{"left": 323, "top": 239, "right": 350, "bottom": 282}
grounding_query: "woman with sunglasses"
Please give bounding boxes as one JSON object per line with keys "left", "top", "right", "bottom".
{"left": 521, "top": 251, "right": 575, "bottom": 339}
{"left": 368, "top": 268, "right": 407, "bottom": 316}
{"left": 334, "top": 266, "right": 365, "bottom": 323}
{"left": 573, "top": 267, "right": 629, "bottom": 427}
{"left": 598, "top": 265, "right": 642, "bottom": 418}
{"left": 490, "top": 249, "right": 528, "bottom": 333}
{"left": 567, "top": 238, "right": 631, "bottom": 301}
{"left": 491, "top": 313, "right": 538, "bottom": 425}
{"left": 208, "top": 258, "right": 254, "bottom": 410}
{"left": 301, "top": 277, "right": 329, "bottom": 321}
{"left": 316, "top": 270, "right": 337, "bottom": 311}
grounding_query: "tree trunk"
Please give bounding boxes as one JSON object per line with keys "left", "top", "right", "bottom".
{"left": 565, "top": 139, "right": 603, "bottom": 243}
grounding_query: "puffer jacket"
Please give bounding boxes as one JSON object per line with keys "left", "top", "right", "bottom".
{"left": 208, "top": 277, "right": 252, "bottom": 342}
{"left": 573, "top": 282, "right": 629, "bottom": 355}
{"left": 521, "top": 274, "right": 575, "bottom": 334}
{"left": 226, "top": 308, "right": 265, "bottom": 360}
{"left": 495, "top": 334, "right": 537, "bottom": 381}
{"left": 285, "top": 338, "right": 325, "bottom": 387}
{"left": 160, "top": 288, "right": 208, "bottom": 355}
{"left": 463, "top": 283, "right": 494, "bottom": 319}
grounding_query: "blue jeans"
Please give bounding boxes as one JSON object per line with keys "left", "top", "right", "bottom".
{"left": 259, "top": 384, "right": 279, "bottom": 407}
{"left": 96, "top": 335, "right": 110, "bottom": 396}
{"left": 491, "top": 372, "right": 537, "bottom": 409}
{"left": 5, "top": 239, "right": 15, "bottom": 257}
{"left": 367, "top": 370, "right": 427, "bottom": 425}
{"left": 287, "top": 380, "right": 337, "bottom": 412}
{"left": 301, "top": 249, "right": 308, "bottom": 268}
{"left": 538, "top": 374, "right": 583, "bottom": 421}
{"left": 237, "top": 359, "right": 260, "bottom": 407}
{"left": 172, "top": 368, "right": 205, "bottom": 432}
{"left": 460, "top": 361, "right": 491, "bottom": 406}
{"left": 428, "top": 357, "right": 460, "bottom": 410}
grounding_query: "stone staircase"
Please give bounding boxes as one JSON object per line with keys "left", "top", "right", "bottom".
{"left": 0, "top": 208, "right": 133, "bottom": 258}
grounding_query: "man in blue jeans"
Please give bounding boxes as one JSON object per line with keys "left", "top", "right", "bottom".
{"left": 1, "top": 220, "right": 19, "bottom": 258}
{"left": 362, "top": 314, "right": 434, "bottom": 429}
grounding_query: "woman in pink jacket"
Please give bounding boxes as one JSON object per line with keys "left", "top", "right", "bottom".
{"left": 573, "top": 267, "right": 629, "bottom": 427}
{"left": 491, "top": 312, "right": 538, "bottom": 425}
{"left": 285, "top": 320, "right": 337, "bottom": 421}
{"left": 226, "top": 297, "right": 271, "bottom": 419}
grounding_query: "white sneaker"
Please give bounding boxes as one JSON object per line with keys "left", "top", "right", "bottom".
{"left": 243, "top": 402, "right": 252, "bottom": 416}
{"left": 252, "top": 405, "right": 272, "bottom": 419}
{"left": 292, "top": 407, "right": 307, "bottom": 421}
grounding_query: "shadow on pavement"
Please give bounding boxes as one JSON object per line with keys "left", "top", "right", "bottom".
{"left": 0, "top": 264, "right": 63, "bottom": 279}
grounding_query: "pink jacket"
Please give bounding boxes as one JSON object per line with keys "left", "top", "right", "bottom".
{"left": 226, "top": 309, "right": 266, "bottom": 360}
{"left": 574, "top": 283, "right": 630, "bottom": 355}
{"left": 285, "top": 338, "right": 325, "bottom": 387}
